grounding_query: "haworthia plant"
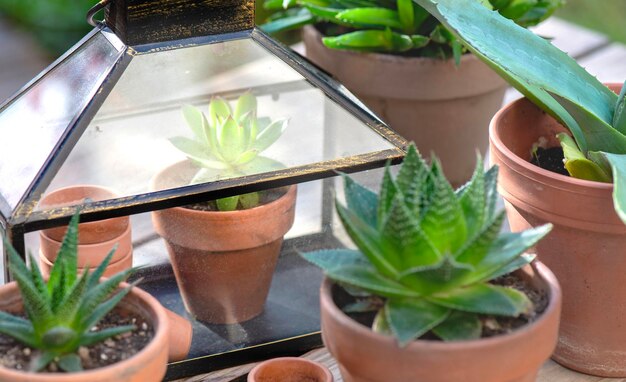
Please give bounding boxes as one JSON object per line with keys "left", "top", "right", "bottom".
{"left": 0, "top": 212, "right": 136, "bottom": 372}
{"left": 262, "top": 0, "right": 562, "bottom": 60}
{"left": 411, "top": 0, "right": 626, "bottom": 224}
{"left": 170, "top": 93, "right": 288, "bottom": 211}
{"left": 303, "top": 144, "right": 552, "bottom": 344}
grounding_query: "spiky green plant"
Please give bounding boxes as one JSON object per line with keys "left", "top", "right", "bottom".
{"left": 411, "top": 0, "right": 626, "bottom": 224}
{"left": 170, "top": 93, "right": 288, "bottom": 211}
{"left": 0, "top": 213, "right": 136, "bottom": 372}
{"left": 303, "top": 144, "right": 551, "bottom": 344}
{"left": 261, "top": 0, "right": 562, "bottom": 61}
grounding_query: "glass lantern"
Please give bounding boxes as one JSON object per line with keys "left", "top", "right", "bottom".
{"left": 0, "top": 0, "right": 407, "bottom": 378}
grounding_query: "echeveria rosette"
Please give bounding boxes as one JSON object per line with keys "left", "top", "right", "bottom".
{"left": 170, "top": 93, "right": 288, "bottom": 211}
{"left": 303, "top": 145, "right": 552, "bottom": 345}
{"left": 261, "top": 0, "right": 562, "bottom": 61}
{"left": 0, "top": 212, "right": 136, "bottom": 372}
{"left": 410, "top": 0, "right": 626, "bottom": 224}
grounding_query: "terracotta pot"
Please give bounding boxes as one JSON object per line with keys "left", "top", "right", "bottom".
{"left": 490, "top": 86, "right": 626, "bottom": 377}
{"left": 0, "top": 281, "right": 168, "bottom": 381}
{"left": 303, "top": 25, "right": 507, "bottom": 186}
{"left": 151, "top": 161, "right": 297, "bottom": 324}
{"left": 248, "top": 357, "right": 333, "bottom": 382}
{"left": 38, "top": 249, "right": 133, "bottom": 279}
{"left": 38, "top": 185, "right": 129, "bottom": 244}
{"left": 320, "top": 262, "right": 561, "bottom": 382}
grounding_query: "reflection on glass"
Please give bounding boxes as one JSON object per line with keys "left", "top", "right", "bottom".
{"left": 0, "top": 32, "right": 120, "bottom": 208}
{"left": 43, "top": 37, "right": 394, "bottom": 205}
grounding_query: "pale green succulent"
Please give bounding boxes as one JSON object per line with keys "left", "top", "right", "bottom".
{"left": 412, "top": 0, "right": 626, "bottom": 224}
{"left": 170, "top": 93, "right": 288, "bottom": 211}
{"left": 0, "top": 212, "right": 135, "bottom": 372}
{"left": 303, "top": 144, "right": 551, "bottom": 344}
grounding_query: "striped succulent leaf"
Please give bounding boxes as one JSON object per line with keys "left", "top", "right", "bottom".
{"left": 303, "top": 144, "right": 551, "bottom": 345}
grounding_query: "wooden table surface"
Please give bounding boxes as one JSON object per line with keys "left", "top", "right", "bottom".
{"left": 2, "top": 12, "right": 626, "bottom": 382}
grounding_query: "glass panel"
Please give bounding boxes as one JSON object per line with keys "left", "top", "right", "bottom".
{"left": 41, "top": 37, "right": 394, "bottom": 206}
{"left": 0, "top": 32, "right": 121, "bottom": 209}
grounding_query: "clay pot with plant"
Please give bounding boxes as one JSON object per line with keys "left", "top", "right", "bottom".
{"left": 152, "top": 93, "right": 296, "bottom": 324}
{"left": 302, "top": 144, "right": 561, "bottom": 382}
{"left": 262, "top": 0, "right": 562, "bottom": 186}
{"left": 415, "top": 0, "right": 626, "bottom": 376}
{"left": 38, "top": 185, "right": 132, "bottom": 278}
{"left": 0, "top": 212, "right": 192, "bottom": 381}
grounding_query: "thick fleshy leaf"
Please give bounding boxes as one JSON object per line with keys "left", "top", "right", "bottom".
{"left": 614, "top": 82, "right": 626, "bottom": 134}
{"left": 557, "top": 133, "right": 611, "bottom": 182}
{"left": 53, "top": 212, "right": 80, "bottom": 290}
{"left": 377, "top": 165, "right": 398, "bottom": 227}
{"left": 325, "top": 265, "right": 421, "bottom": 299}
{"left": 343, "top": 298, "right": 382, "bottom": 313}
{"left": 483, "top": 166, "right": 499, "bottom": 221}
{"left": 302, "top": 249, "right": 369, "bottom": 271}
{"left": 181, "top": 105, "right": 208, "bottom": 145}
{"left": 30, "top": 351, "right": 56, "bottom": 372}
{"left": 208, "top": 97, "right": 231, "bottom": 127}
{"left": 395, "top": 145, "right": 428, "bottom": 216}
{"left": 372, "top": 306, "right": 392, "bottom": 335}
{"left": 397, "top": 0, "right": 415, "bottom": 34}
{"left": 459, "top": 154, "right": 486, "bottom": 238}
{"left": 402, "top": 254, "right": 474, "bottom": 293}
{"left": 239, "top": 192, "right": 260, "bottom": 209}
{"left": 77, "top": 269, "right": 134, "bottom": 326}
{"left": 343, "top": 174, "right": 378, "bottom": 227}
{"left": 87, "top": 249, "right": 116, "bottom": 290}
{"left": 252, "top": 119, "right": 288, "bottom": 153}
{"left": 216, "top": 196, "right": 239, "bottom": 211}
{"left": 80, "top": 283, "right": 135, "bottom": 332}
{"left": 0, "top": 321, "right": 37, "bottom": 348}
{"left": 487, "top": 253, "right": 535, "bottom": 280}
{"left": 55, "top": 268, "right": 90, "bottom": 319}
{"left": 79, "top": 325, "right": 135, "bottom": 347}
{"left": 219, "top": 117, "right": 244, "bottom": 162}
{"left": 410, "top": 35, "right": 429, "bottom": 48}
{"left": 455, "top": 212, "right": 505, "bottom": 266}
{"left": 58, "top": 354, "right": 83, "bottom": 372}
{"left": 260, "top": 9, "right": 315, "bottom": 34}
{"left": 429, "top": 284, "right": 532, "bottom": 316}
{"left": 322, "top": 29, "right": 413, "bottom": 52}
{"left": 169, "top": 136, "right": 212, "bottom": 162}
{"left": 602, "top": 152, "right": 626, "bottom": 224}
{"left": 335, "top": 8, "right": 403, "bottom": 29}
{"left": 234, "top": 92, "right": 257, "bottom": 122}
{"left": 432, "top": 311, "right": 482, "bottom": 341}
{"left": 386, "top": 299, "right": 450, "bottom": 346}
{"left": 236, "top": 149, "right": 259, "bottom": 165}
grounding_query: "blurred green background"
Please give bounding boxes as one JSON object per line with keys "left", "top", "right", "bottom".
{"left": 0, "top": 0, "right": 624, "bottom": 57}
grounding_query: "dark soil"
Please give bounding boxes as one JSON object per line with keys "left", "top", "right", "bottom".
{"left": 530, "top": 146, "right": 569, "bottom": 176}
{"left": 0, "top": 310, "right": 153, "bottom": 372}
{"left": 334, "top": 272, "right": 549, "bottom": 340}
{"left": 184, "top": 187, "right": 288, "bottom": 212}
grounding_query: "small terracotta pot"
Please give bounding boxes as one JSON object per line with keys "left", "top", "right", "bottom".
{"left": 0, "top": 281, "right": 168, "bottom": 381}
{"left": 38, "top": 185, "right": 129, "bottom": 244}
{"left": 38, "top": 249, "right": 133, "bottom": 279}
{"left": 248, "top": 357, "right": 333, "bottom": 382}
{"left": 303, "top": 25, "right": 507, "bottom": 186}
{"left": 320, "top": 262, "right": 561, "bottom": 382}
{"left": 490, "top": 84, "right": 626, "bottom": 377}
{"left": 151, "top": 161, "right": 297, "bottom": 324}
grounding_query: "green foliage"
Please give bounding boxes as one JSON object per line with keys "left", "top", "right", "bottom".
{"left": 170, "top": 93, "right": 288, "bottom": 211}
{"left": 0, "top": 212, "right": 136, "bottom": 372}
{"left": 261, "top": 0, "right": 562, "bottom": 56}
{"left": 411, "top": 0, "right": 626, "bottom": 224}
{"left": 303, "top": 144, "right": 551, "bottom": 344}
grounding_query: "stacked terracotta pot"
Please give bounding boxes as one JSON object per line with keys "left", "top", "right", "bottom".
{"left": 38, "top": 185, "right": 132, "bottom": 277}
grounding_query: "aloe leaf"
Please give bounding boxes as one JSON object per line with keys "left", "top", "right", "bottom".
{"left": 613, "top": 82, "right": 626, "bottom": 134}
{"left": 459, "top": 154, "right": 486, "bottom": 238}
{"left": 483, "top": 166, "right": 499, "bottom": 221}
{"left": 343, "top": 174, "right": 378, "bottom": 227}
{"left": 58, "top": 353, "right": 83, "bottom": 372}
{"left": 27, "top": 254, "right": 48, "bottom": 301}
{"left": 396, "top": 145, "right": 428, "bottom": 216}
{"left": 556, "top": 133, "right": 611, "bottom": 182}
{"left": 326, "top": 265, "right": 421, "bottom": 298}
{"left": 0, "top": 321, "right": 37, "bottom": 348}
{"left": 57, "top": 212, "right": 79, "bottom": 289}
{"left": 403, "top": 254, "right": 474, "bottom": 293}
{"left": 304, "top": 3, "right": 342, "bottom": 19}
{"left": 246, "top": 119, "right": 259, "bottom": 148}
{"left": 336, "top": 202, "right": 399, "bottom": 277}
{"left": 377, "top": 165, "right": 398, "bottom": 227}
{"left": 86, "top": 248, "right": 116, "bottom": 290}
{"left": 343, "top": 299, "right": 381, "bottom": 313}
{"left": 30, "top": 351, "right": 56, "bottom": 372}
{"left": 410, "top": 35, "right": 429, "bottom": 48}
{"left": 80, "top": 283, "right": 135, "bottom": 331}
{"left": 216, "top": 196, "right": 239, "bottom": 211}
{"left": 79, "top": 325, "right": 135, "bottom": 347}
{"left": 182, "top": 105, "right": 209, "bottom": 145}
{"left": 234, "top": 93, "right": 257, "bottom": 122}
{"left": 372, "top": 306, "right": 392, "bottom": 335}
{"left": 432, "top": 310, "right": 482, "bottom": 341}
{"left": 601, "top": 153, "right": 626, "bottom": 224}
{"left": 77, "top": 268, "right": 134, "bottom": 325}
{"left": 412, "top": 0, "right": 617, "bottom": 152}
{"left": 252, "top": 119, "right": 288, "bottom": 153}
{"left": 301, "top": 249, "right": 370, "bottom": 270}
{"left": 322, "top": 29, "right": 413, "bottom": 52}
{"left": 397, "top": 0, "right": 415, "bottom": 34}
{"left": 56, "top": 268, "right": 90, "bottom": 320}
{"left": 487, "top": 253, "right": 535, "bottom": 280}
{"left": 456, "top": 212, "right": 506, "bottom": 266}
{"left": 386, "top": 299, "right": 450, "bottom": 346}
{"left": 261, "top": 9, "right": 315, "bottom": 33}
{"left": 335, "top": 8, "right": 403, "bottom": 29}
{"left": 219, "top": 117, "right": 244, "bottom": 162}
{"left": 429, "top": 284, "right": 532, "bottom": 316}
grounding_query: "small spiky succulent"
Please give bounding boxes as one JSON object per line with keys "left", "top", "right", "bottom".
{"left": 170, "top": 93, "right": 288, "bottom": 211}
{"left": 0, "top": 212, "right": 135, "bottom": 372}
{"left": 303, "top": 144, "right": 552, "bottom": 345}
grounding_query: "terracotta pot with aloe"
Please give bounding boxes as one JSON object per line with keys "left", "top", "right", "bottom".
{"left": 302, "top": 145, "right": 561, "bottom": 382}
{"left": 412, "top": 0, "right": 626, "bottom": 376}
{"left": 152, "top": 93, "right": 296, "bottom": 324}
{"left": 262, "top": 0, "right": 562, "bottom": 186}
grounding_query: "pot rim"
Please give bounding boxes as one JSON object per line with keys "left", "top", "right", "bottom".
{"left": 321, "top": 261, "right": 561, "bottom": 351}
{"left": 247, "top": 357, "right": 333, "bottom": 382}
{"left": 38, "top": 184, "right": 124, "bottom": 210}
{"left": 489, "top": 88, "right": 620, "bottom": 194}
{"left": 0, "top": 282, "right": 168, "bottom": 381}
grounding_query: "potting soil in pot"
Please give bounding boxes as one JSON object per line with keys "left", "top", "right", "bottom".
{"left": 530, "top": 147, "right": 569, "bottom": 176}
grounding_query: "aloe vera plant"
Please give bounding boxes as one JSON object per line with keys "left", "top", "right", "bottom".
{"left": 410, "top": 0, "right": 626, "bottom": 223}
{"left": 0, "top": 212, "right": 136, "bottom": 372}
{"left": 262, "top": 0, "right": 561, "bottom": 60}
{"left": 170, "top": 93, "right": 288, "bottom": 211}
{"left": 303, "top": 144, "right": 551, "bottom": 344}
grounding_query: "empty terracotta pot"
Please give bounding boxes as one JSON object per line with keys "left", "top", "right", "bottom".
{"left": 490, "top": 85, "right": 626, "bottom": 377}
{"left": 39, "top": 248, "right": 133, "bottom": 279}
{"left": 303, "top": 25, "right": 507, "bottom": 187}
{"left": 151, "top": 161, "right": 297, "bottom": 324}
{"left": 320, "top": 262, "right": 561, "bottom": 382}
{"left": 248, "top": 357, "right": 333, "bottom": 382}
